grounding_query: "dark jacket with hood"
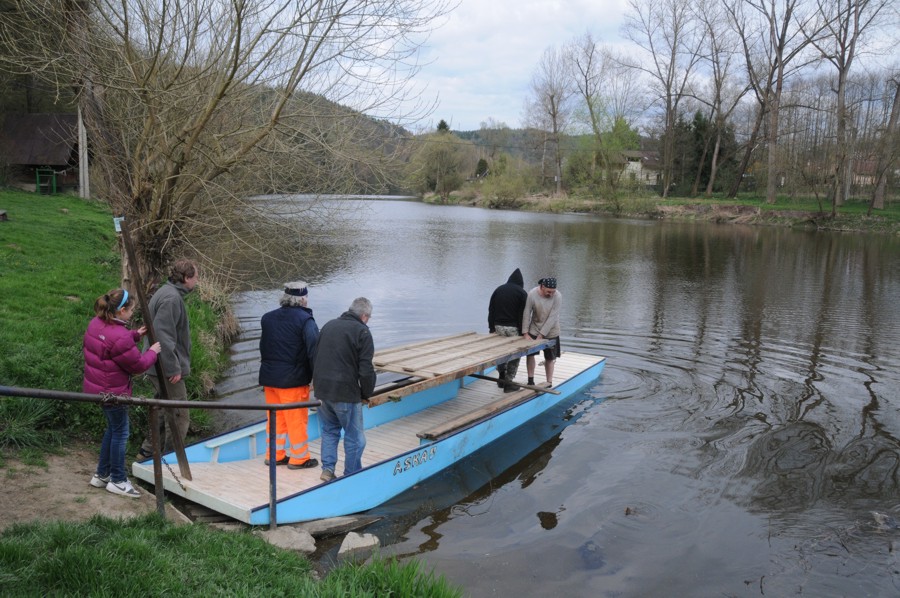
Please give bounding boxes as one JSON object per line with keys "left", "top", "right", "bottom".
{"left": 312, "top": 311, "right": 376, "bottom": 403}
{"left": 488, "top": 268, "right": 527, "bottom": 334}
{"left": 258, "top": 305, "right": 319, "bottom": 388}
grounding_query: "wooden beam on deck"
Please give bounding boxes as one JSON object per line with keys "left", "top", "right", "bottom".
{"left": 416, "top": 382, "right": 553, "bottom": 441}
{"left": 373, "top": 332, "right": 477, "bottom": 364}
{"left": 367, "top": 334, "right": 552, "bottom": 407}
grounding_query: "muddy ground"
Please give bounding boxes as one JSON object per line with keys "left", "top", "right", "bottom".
{"left": 0, "top": 443, "right": 185, "bottom": 532}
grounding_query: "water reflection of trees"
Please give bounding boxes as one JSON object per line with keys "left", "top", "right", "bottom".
{"left": 625, "top": 223, "right": 900, "bottom": 512}
{"left": 200, "top": 196, "right": 361, "bottom": 288}
{"left": 737, "top": 421, "right": 900, "bottom": 511}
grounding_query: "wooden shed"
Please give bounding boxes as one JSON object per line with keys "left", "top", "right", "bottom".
{"left": 0, "top": 113, "right": 79, "bottom": 193}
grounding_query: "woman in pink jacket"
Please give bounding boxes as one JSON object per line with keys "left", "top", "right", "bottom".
{"left": 83, "top": 289, "right": 160, "bottom": 498}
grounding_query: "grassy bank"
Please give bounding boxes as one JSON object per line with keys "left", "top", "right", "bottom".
{"left": 0, "top": 189, "right": 230, "bottom": 447}
{"left": 0, "top": 189, "right": 461, "bottom": 595}
{"left": 441, "top": 187, "right": 900, "bottom": 234}
{"left": 0, "top": 513, "right": 460, "bottom": 596}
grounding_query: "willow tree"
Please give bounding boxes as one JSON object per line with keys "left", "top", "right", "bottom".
{"left": 406, "top": 121, "right": 475, "bottom": 203}
{"left": 565, "top": 32, "right": 644, "bottom": 197}
{"left": 0, "top": 0, "right": 450, "bottom": 284}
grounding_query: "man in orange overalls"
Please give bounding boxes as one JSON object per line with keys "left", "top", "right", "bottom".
{"left": 258, "top": 281, "right": 319, "bottom": 469}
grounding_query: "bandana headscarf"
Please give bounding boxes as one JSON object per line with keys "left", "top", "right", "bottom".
{"left": 540, "top": 277, "right": 557, "bottom": 289}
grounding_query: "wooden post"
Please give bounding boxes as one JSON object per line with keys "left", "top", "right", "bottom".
{"left": 268, "top": 409, "right": 278, "bottom": 530}
{"left": 469, "top": 373, "right": 561, "bottom": 394}
{"left": 150, "top": 406, "right": 165, "bottom": 517}
{"left": 118, "top": 217, "right": 192, "bottom": 480}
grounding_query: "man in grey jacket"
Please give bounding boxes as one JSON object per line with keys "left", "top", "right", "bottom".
{"left": 312, "top": 297, "right": 376, "bottom": 481}
{"left": 522, "top": 277, "right": 562, "bottom": 387}
{"left": 139, "top": 259, "right": 198, "bottom": 457}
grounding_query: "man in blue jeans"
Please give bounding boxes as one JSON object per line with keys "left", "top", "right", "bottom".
{"left": 312, "top": 297, "right": 376, "bottom": 482}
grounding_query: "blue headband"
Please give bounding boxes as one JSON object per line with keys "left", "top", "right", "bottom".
{"left": 117, "top": 289, "right": 129, "bottom": 311}
{"left": 284, "top": 287, "right": 308, "bottom": 297}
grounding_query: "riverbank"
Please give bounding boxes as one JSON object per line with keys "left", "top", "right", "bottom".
{"left": 438, "top": 189, "right": 900, "bottom": 235}
{"left": 0, "top": 188, "right": 460, "bottom": 595}
{"left": 0, "top": 189, "right": 233, "bottom": 443}
{"left": 0, "top": 443, "right": 459, "bottom": 596}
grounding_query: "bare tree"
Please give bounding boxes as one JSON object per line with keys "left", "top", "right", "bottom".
{"left": 477, "top": 117, "right": 512, "bottom": 172}
{"left": 623, "top": 0, "right": 704, "bottom": 198}
{"left": 723, "top": 0, "right": 824, "bottom": 203}
{"left": 0, "top": 0, "right": 451, "bottom": 283}
{"left": 692, "top": 0, "right": 749, "bottom": 196}
{"left": 870, "top": 74, "right": 899, "bottom": 212}
{"left": 524, "top": 46, "right": 574, "bottom": 195}
{"left": 810, "top": 0, "right": 893, "bottom": 214}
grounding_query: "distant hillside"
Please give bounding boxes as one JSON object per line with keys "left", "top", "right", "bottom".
{"left": 453, "top": 128, "right": 549, "bottom": 163}
{"left": 0, "top": 78, "right": 414, "bottom": 195}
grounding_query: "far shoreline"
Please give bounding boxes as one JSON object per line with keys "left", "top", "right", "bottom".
{"left": 417, "top": 190, "right": 900, "bottom": 236}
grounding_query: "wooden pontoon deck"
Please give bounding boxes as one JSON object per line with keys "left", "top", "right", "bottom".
{"left": 132, "top": 334, "right": 604, "bottom": 524}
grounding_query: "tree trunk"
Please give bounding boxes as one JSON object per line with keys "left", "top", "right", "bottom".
{"left": 691, "top": 133, "right": 712, "bottom": 196}
{"left": 554, "top": 138, "right": 563, "bottom": 195}
{"left": 870, "top": 78, "right": 900, "bottom": 213}
{"left": 830, "top": 69, "right": 849, "bottom": 215}
{"left": 727, "top": 106, "right": 765, "bottom": 198}
{"left": 705, "top": 128, "right": 723, "bottom": 196}
{"left": 765, "top": 85, "right": 782, "bottom": 204}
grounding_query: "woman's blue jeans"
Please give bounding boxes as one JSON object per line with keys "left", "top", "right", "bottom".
{"left": 96, "top": 405, "right": 130, "bottom": 483}
{"left": 318, "top": 400, "right": 366, "bottom": 475}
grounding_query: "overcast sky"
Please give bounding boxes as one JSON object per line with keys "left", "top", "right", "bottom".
{"left": 411, "top": 0, "right": 631, "bottom": 132}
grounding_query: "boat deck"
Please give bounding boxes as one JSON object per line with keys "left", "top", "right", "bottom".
{"left": 132, "top": 345, "right": 604, "bottom": 524}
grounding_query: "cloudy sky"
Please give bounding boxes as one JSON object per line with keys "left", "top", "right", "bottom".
{"left": 411, "top": 0, "right": 631, "bottom": 132}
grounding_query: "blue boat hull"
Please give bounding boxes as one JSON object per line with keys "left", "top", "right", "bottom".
{"left": 135, "top": 351, "right": 605, "bottom": 525}
{"left": 248, "top": 357, "right": 604, "bottom": 524}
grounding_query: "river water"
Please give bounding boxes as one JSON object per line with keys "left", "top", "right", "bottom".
{"left": 218, "top": 198, "right": 900, "bottom": 596}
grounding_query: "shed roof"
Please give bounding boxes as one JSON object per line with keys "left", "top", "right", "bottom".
{"left": 0, "top": 113, "right": 77, "bottom": 167}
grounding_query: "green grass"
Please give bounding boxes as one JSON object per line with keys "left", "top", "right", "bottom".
{"left": 0, "top": 189, "right": 229, "bottom": 445}
{"left": 0, "top": 190, "right": 118, "bottom": 393}
{"left": 0, "top": 514, "right": 462, "bottom": 596}
{"left": 0, "top": 190, "right": 119, "bottom": 440}
{"left": 666, "top": 193, "right": 900, "bottom": 221}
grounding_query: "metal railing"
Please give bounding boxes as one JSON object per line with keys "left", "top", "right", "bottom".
{"left": 0, "top": 385, "right": 319, "bottom": 529}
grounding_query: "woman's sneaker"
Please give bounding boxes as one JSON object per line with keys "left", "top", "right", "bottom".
{"left": 106, "top": 479, "right": 141, "bottom": 498}
{"left": 89, "top": 474, "right": 110, "bottom": 488}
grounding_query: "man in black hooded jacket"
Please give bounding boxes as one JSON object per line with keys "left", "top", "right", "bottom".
{"left": 488, "top": 268, "right": 527, "bottom": 391}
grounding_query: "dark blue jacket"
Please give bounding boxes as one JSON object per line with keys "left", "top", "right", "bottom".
{"left": 312, "top": 311, "right": 376, "bottom": 403}
{"left": 258, "top": 306, "right": 318, "bottom": 388}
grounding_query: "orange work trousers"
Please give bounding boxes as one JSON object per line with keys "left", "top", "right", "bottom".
{"left": 264, "top": 386, "right": 312, "bottom": 465}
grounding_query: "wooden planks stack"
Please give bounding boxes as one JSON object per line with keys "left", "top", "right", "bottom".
{"left": 368, "top": 332, "right": 550, "bottom": 406}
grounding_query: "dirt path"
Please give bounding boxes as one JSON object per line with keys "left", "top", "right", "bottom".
{"left": 1, "top": 443, "right": 184, "bottom": 532}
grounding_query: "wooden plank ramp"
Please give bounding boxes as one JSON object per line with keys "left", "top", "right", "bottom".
{"left": 133, "top": 351, "right": 603, "bottom": 523}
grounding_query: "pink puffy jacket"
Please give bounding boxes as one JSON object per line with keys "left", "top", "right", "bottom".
{"left": 82, "top": 317, "right": 158, "bottom": 396}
